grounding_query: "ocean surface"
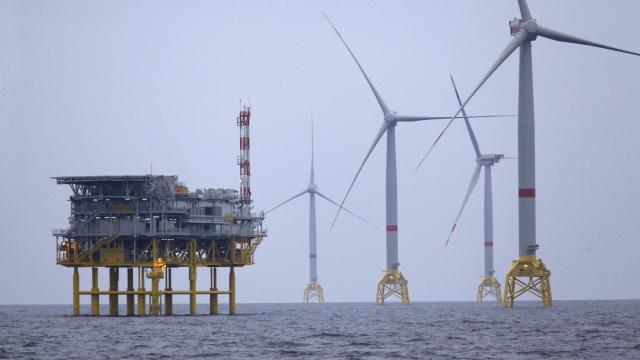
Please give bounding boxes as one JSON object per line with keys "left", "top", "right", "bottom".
{"left": 1, "top": 301, "right": 639, "bottom": 359}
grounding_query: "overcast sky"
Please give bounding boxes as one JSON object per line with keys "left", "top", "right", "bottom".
{"left": 1, "top": 0, "right": 639, "bottom": 305}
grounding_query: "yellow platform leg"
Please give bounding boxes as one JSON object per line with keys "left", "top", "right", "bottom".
{"left": 150, "top": 239, "right": 161, "bottom": 316}
{"left": 151, "top": 273, "right": 160, "bottom": 316}
{"left": 229, "top": 267, "right": 236, "bottom": 315}
{"left": 476, "top": 276, "right": 502, "bottom": 305}
{"left": 91, "top": 267, "right": 99, "bottom": 316}
{"left": 189, "top": 240, "right": 197, "bottom": 316}
{"left": 189, "top": 266, "right": 197, "bottom": 315}
{"left": 165, "top": 268, "right": 173, "bottom": 316}
{"left": 303, "top": 282, "right": 324, "bottom": 304}
{"left": 109, "top": 267, "right": 119, "bottom": 316}
{"left": 72, "top": 267, "right": 79, "bottom": 316}
{"left": 137, "top": 267, "right": 146, "bottom": 316}
{"left": 376, "top": 270, "right": 409, "bottom": 304}
{"left": 126, "top": 268, "right": 134, "bottom": 316}
{"left": 210, "top": 267, "right": 218, "bottom": 315}
{"left": 503, "top": 256, "right": 552, "bottom": 308}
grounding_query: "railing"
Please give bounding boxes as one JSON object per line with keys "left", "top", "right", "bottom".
{"left": 66, "top": 223, "right": 240, "bottom": 237}
{"left": 56, "top": 236, "right": 263, "bottom": 268}
{"left": 56, "top": 226, "right": 261, "bottom": 244}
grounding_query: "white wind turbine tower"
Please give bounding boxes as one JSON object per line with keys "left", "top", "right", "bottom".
{"left": 443, "top": 75, "right": 511, "bottom": 304}
{"left": 266, "top": 121, "right": 370, "bottom": 303}
{"left": 323, "top": 13, "right": 504, "bottom": 304}
{"left": 418, "top": 0, "right": 640, "bottom": 307}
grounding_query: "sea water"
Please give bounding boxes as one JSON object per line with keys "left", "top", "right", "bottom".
{"left": 1, "top": 301, "right": 639, "bottom": 359}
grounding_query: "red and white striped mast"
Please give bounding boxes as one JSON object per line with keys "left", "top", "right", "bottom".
{"left": 238, "top": 105, "right": 252, "bottom": 209}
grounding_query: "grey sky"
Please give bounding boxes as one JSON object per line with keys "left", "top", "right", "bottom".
{"left": 1, "top": 0, "right": 639, "bottom": 304}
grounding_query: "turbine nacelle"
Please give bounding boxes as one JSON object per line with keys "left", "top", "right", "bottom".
{"left": 509, "top": 18, "right": 538, "bottom": 40}
{"left": 384, "top": 111, "right": 398, "bottom": 124}
{"left": 477, "top": 154, "right": 504, "bottom": 167}
{"left": 308, "top": 184, "right": 318, "bottom": 193}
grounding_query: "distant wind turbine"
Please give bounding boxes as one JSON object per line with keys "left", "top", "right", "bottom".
{"left": 266, "top": 121, "right": 371, "bottom": 303}
{"left": 444, "top": 75, "right": 510, "bottom": 304}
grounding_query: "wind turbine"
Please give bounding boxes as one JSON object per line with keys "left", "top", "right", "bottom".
{"left": 266, "top": 121, "right": 370, "bottom": 303}
{"left": 418, "top": 0, "right": 640, "bottom": 307}
{"left": 323, "top": 13, "right": 504, "bottom": 304}
{"left": 444, "top": 75, "right": 510, "bottom": 304}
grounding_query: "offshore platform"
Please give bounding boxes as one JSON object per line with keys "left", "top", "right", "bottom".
{"left": 53, "top": 107, "right": 265, "bottom": 316}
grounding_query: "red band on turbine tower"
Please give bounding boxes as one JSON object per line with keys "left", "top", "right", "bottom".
{"left": 519, "top": 188, "right": 536, "bottom": 198}
{"left": 386, "top": 225, "right": 398, "bottom": 232}
{"left": 309, "top": 254, "right": 317, "bottom": 259}
{"left": 484, "top": 241, "right": 494, "bottom": 246}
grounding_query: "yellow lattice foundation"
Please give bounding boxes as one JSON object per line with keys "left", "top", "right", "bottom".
{"left": 303, "top": 282, "right": 324, "bottom": 303}
{"left": 376, "top": 270, "right": 409, "bottom": 304}
{"left": 476, "top": 276, "right": 502, "bottom": 304}
{"left": 503, "top": 256, "right": 552, "bottom": 308}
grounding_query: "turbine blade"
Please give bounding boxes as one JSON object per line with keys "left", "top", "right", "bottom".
{"left": 330, "top": 123, "right": 388, "bottom": 229}
{"left": 310, "top": 114, "right": 315, "bottom": 185}
{"left": 518, "top": 0, "right": 532, "bottom": 19}
{"left": 415, "top": 32, "right": 527, "bottom": 172}
{"left": 395, "top": 115, "right": 512, "bottom": 123}
{"left": 314, "top": 190, "right": 375, "bottom": 228}
{"left": 450, "top": 75, "right": 481, "bottom": 158}
{"left": 265, "top": 189, "right": 308, "bottom": 214}
{"left": 537, "top": 25, "right": 640, "bottom": 57}
{"left": 414, "top": 129, "right": 444, "bottom": 172}
{"left": 322, "top": 12, "right": 390, "bottom": 114}
{"left": 394, "top": 115, "right": 453, "bottom": 122}
{"left": 445, "top": 164, "right": 482, "bottom": 247}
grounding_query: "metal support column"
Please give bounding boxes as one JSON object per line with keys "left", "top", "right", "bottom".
{"left": 189, "top": 240, "right": 197, "bottom": 316}
{"left": 164, "top": 268, "right": 173, "bottom": 316}
{"left": 109, "top": 267, "right": 119, "bottom": 316}
{"left": 189, "top": 266, "right": 197, "bottom": 315}
{"left": 151, "top": 276, "right": 160, "bottom": 315}
{"left": 126, "top": 268, "right": 134, "bottom": 316}
{"left": 210, "top": 267, "right": 218, "bottom": 315}
{"left": 137, "top": 267, "right": 146, "bottom": 316}
{"left": 229, "top": 267, "right": 236, "bottom": 315}
{"left": 151, "top": 239, "right": 160, "bottom": 316}
{"left": 72, "top": 267, "right": 79, "bottom": 316}
{"left": 91, "top": 267, "right": 99, "bottom": 316}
